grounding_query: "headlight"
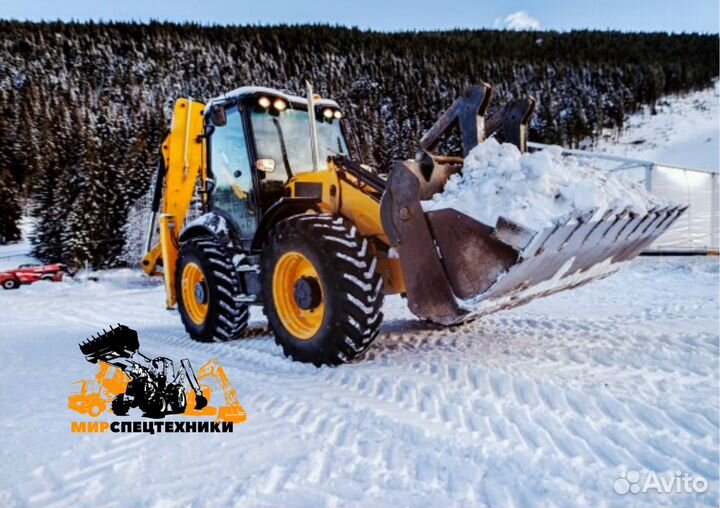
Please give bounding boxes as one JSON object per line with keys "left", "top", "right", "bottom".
{"left": 323, "top": 108, "right": 334, "bottom": 119}
{"left": 258, "top": 96, "right": 271, "bottom": 108}
{"left": 273, "top": 99, "right": 287, "bottom": 111}
{"left": 334, "top": 110, "right": 342, "bottom": 119}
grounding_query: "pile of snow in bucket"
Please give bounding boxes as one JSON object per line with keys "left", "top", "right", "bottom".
{"left": 422, "top": 139, "right": 666, "bottom": 231}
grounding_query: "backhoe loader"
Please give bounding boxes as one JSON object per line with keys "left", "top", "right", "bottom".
{"left": 142, "top": 82, "right": 684, "bottom": 366}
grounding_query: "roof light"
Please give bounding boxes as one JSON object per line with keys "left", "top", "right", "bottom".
{"left": 258, "top": 96, "right": 271, "bottom": 108}
{"left": 323, "top": 108, "right": 334, "bottom": 120}
{"left": 334, "top": 110, "right": 343, "bottom": 119}
{"left": 273, "top": 99, "right": 287, "bottom": 111}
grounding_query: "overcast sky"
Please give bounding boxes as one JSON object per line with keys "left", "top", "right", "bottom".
{"left": 1, "top": 0, "right": 718, "bottom": 33}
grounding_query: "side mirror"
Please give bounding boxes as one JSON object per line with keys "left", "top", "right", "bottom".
{"left": 209, "top": 105, "right": 227, "bottom": 127}
{"left": 256, "top": 158, "right": 276, "bottom": 173}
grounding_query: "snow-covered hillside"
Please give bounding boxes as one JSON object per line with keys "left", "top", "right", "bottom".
{"left": 595, "top": 83, "right": 720, "bottom": 172}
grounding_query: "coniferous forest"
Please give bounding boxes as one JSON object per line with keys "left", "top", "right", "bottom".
{"left": 0, "top": 21, "right": 717, "bottom": 267}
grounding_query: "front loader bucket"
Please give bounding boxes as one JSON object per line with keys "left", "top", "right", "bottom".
{"left": 381, "top": 161, "right": 686, "bottom": 325}
{"left": 79, "top": 324, "right": 140, "bottom": 364}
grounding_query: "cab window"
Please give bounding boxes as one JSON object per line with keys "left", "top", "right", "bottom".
{"left": 250, "top": 107, "right": 348, "bottom": 183}
{"left": 210, "top": 107, "right": 256, "bottom": 238}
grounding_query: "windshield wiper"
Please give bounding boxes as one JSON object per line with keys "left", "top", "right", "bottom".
{"left": 272, "top": 118, "right": 293, "bottom": 179}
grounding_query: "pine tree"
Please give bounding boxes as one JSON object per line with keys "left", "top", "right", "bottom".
{"left": 0, "top": 171, "right": 22, "bottom": 243}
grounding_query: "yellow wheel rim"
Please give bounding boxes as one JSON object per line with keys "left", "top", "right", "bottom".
{"left": 181, "top": 262, "right": 209, "bottom": 325}
{"left": 272, "top": 251, "right": 325, "bottom": 340}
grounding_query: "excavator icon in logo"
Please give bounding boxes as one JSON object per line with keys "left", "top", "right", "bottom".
{"left": 68, "top": 324, "right": 245, "bottom": 422}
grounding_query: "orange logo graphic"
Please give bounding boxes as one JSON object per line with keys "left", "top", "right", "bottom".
{"left": 70, "top": 323, "right": 245, "bottom": 424}
{"left": 69, "top": 358, "right": 246, "bottom": 423}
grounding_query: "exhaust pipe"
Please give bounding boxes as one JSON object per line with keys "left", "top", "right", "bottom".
{"left": 306, "top": 81, "right": 321, "bottom": 171}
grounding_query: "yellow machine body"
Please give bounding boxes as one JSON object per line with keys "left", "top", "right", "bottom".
{"left": 142, "top": 97, "right": 405, "bottom": 310}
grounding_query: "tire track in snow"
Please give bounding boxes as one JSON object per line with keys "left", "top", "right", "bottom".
{"left": 133, "top": 298, "right": 719, "bottom": 495}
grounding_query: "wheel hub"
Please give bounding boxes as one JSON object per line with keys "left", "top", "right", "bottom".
{"left": 272, "top": 251, "right": 325, "bottom": 340}
{"left": 181, "top": 262, "right": 209, "bottom": 325}
{"left": 194, "top": 281, "right": 208, "bottom": 305}
{"left": 293, "top": 276, "right": 322, "bottom": 310}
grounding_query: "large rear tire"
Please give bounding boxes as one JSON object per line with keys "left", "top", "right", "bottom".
{"left": 262, "top": 214, "right": 384, "bottom": 366}
{"left": 176, "top": 236, "right": 249, "bottom": 342}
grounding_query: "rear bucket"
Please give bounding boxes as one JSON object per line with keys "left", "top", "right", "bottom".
{"left": 381, "top": 160, "right": 686, "bottom": 325}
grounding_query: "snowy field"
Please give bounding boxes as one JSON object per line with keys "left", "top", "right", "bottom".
{"left": 0, "top": 249, "right": 718, "bottom": 508}
{"left": 1, "top": 84, "right": 719, "bottom": 507}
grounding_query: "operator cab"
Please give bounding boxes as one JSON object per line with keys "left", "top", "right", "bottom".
{"left": 204, "top": 87, "right": 350, "bottom": 239}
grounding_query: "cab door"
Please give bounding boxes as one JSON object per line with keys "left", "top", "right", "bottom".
{"left": 209, "top": 106, "right": 257, "bottom": 239}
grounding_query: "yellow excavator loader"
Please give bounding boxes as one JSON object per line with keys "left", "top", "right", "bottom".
{"left": 142, "top": 82, "right": 685, "bottom": 366}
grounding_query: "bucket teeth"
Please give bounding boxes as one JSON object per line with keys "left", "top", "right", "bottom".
{"left": 78, "top": 324, "right": 140, "bottom": 364}
{"left": 416, "top": 202, "right": 685, "bottom": 324}
{"left": 477, "top": 203, "right": 685, "bottom": 307}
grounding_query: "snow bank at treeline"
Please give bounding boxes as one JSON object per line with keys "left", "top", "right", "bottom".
{"left": 422, "top": 139, "right": 665, "bottom": 231}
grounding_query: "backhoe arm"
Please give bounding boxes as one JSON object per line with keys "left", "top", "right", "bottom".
{"left": 141, "top": 98, "right": 207, "bottom": 309}
{"left": 178, "top": 358, "right": 204, "bottom": 398}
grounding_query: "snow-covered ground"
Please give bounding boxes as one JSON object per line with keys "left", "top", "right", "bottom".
{"left": 595, "top": 82, "right": 720, "bottom": 172}
{"left": 1, "top": 85, "right": 718, "bottom": 508}
{"left": 0, "top": 245, "right": 717, "bottom": 508}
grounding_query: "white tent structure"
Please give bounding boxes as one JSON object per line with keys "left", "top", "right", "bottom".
{"left": 528, "top": 142, "right": 719, "bottom": 254}
{"left": 647, "top": 164, "right": 718, "bottom": 253}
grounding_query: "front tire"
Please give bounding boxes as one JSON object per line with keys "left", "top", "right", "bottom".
{"left": 111, "top": 394, "right": 130, "bottom": 416}
{"left": 262, "top": 214, "right": 384, "bottom": 366}
{"left": 88, "top": 402, "right": 104, "bottom": 417}
{"left": 167, "top": 384, "right": 187, "bottom": 414}
{"left": 176, "top": 236, "right": 249, "bottom": 342}
{"left": 142, "top": 394, "right": 167, "bottom": 418}
{"left": 2, "top": 279, "right": 19, "bottom": 290}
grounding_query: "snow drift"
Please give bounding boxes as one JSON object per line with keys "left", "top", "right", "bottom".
{"left": 422, "top": 139, "right": 666, "bottom": 231}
